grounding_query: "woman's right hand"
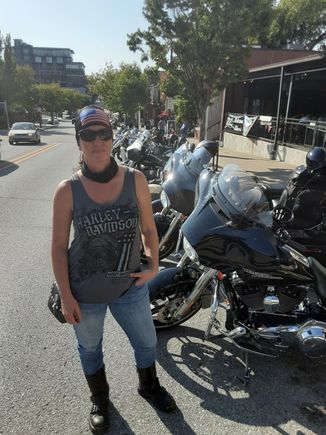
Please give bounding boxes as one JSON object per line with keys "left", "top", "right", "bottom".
{"left": 61, "top": 294, "right": 82, "bottom": 324}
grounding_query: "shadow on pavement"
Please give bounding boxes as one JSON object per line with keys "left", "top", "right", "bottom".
{"left": 105, "top": 401, "right": 136, "bottom": 434}
{"left": 156, "top": 324, "right": 326, "bottom": 433}
{"left": 0, "top": 160, "right": 19, "bottom": 176}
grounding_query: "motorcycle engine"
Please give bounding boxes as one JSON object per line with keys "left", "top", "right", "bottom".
{"left": 232, "top": 275, "right": 307, "bottom": 313}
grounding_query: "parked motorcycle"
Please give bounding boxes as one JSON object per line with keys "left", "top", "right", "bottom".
{"left": 149, "top": 162, "right": 326, "bottom": 361}
{"left": 146, "top": 140, "right": 220, "bottom": 261}
{"left": 126, "top": 129, "right": 171, "bottom": 183}
{"left": 151, "top": 140, "right": 283, "bottom": 261}
{"left": 112, "top": 126, "right": 139, "bottom": 162}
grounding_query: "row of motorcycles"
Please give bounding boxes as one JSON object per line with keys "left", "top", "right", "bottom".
{"left": 131, "top": 137, "right": 326, "bottom": 381}
{"left": 112, "top": 124, "right": 182, "bottom": 187}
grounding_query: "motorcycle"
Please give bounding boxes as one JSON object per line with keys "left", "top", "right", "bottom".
{"left": 126, "top": 129, "right": 171, "bottom": 183}
{"left": 149, "top": 164, "right": 326, "bottom": 358}
{"left": 150, "top": 164, "right": 326, "bottom": 378}
{"left": 112, "top": 126, "right": 140, "bottom": 162}
{"left": 151, "top": 139, "right": 283, "bottom": 261}
{"left": 146, "top": 140, "right": 220, "bottom": 261}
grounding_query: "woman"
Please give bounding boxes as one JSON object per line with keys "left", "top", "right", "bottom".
{"left": 51, "top": 105, "right": 176, "bottom": 434}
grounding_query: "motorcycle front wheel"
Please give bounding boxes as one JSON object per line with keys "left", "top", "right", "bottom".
{"left": 150, "top": 278, "right": 201, "bottom": 329}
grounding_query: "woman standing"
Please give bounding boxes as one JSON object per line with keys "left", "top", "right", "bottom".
{"left": 51, "top": 106, "right": 176, "bottom": 434}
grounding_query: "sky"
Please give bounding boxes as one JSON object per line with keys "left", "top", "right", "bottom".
{"left": 0, "top": 0, "right": 150, "bottom": 75}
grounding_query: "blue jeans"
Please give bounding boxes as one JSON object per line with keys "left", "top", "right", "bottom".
{"left": 73, "top": 283, "right": 157, "bottom": 375}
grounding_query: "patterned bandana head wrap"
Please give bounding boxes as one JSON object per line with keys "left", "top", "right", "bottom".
{"left": 75, "top": 105, "right": 112, "bottom": 138}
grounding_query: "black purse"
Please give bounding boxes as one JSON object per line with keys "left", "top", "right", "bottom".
{"left": 48, "top": 282, "right": 67, "bottom": 324}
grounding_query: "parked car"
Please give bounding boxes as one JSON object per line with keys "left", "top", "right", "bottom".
{"left": 42, "top": 117, "right": 59, "bottom": 125}
{"left": 8, "top": 122, "right": 41, "bottom": 145}
{"left": 48, "top": 117, "right": 59, "bottom": 125}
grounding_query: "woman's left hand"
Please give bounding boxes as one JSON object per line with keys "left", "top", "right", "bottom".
{"left": 130, "top": 269, "right": 158, "bottom": 287}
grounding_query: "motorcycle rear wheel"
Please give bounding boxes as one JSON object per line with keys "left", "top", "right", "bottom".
{"left": 150, "top": 280, "right": 201, "bottom": 329}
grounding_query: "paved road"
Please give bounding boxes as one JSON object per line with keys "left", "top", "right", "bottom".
{"left": 0, "top": 124, "right": 325, "bottom": 434}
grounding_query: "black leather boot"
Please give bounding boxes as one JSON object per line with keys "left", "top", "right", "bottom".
{"left": 137, "top": 363, "right": 176, "bottom": 413}
{"left": 85, "top": 366, "right": 109, "bottom": 434}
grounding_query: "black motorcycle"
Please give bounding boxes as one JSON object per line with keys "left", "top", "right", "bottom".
{"left": 149, "top": 163, "right": 326, "bottom": 366}
{"left": 126, "top": 129, "right": 171, "bottom": 183}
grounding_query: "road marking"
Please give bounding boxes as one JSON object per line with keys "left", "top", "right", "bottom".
{"left": 0, "top": 143, "right": 58, "bottom": 171}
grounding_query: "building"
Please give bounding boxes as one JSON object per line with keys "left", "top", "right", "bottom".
{"left": 13, "top": 39, "right": 86, "bottom": 93}
{"left": 217, "top": 50, "right": 326, "bottom": 165}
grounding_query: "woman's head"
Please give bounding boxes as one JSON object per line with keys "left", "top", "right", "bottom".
{"left": 75, "top": 105, "right": 112, "bottom": 144}
{"left": 75, "top": 105, "right": 113, "bottom": 167}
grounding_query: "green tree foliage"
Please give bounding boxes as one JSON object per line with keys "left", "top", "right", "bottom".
{"left": 63, "top": 88, "right": 88, "bottom": 113}
{"left": 128, "top": 0, "right": 264, "bottom": 139}
{"left": 33, "top": 83, "right": 86, "bottom": 122}
{"left": 173, "top": 97, "right": 197, "bottom": 127}
{"left": 160, "top": 75, "right": 182, "bottom": 98}
{"left": 1, "top": 34, "right": 16, "bottom": 105}
{"left": 88, "top": 63, "right": 149, "bottom": 122}
{"left": 264, "top": 0, "right": 326, "bottom": 50}
{"left": 32, "top": 83, "right": 65, "bottom": 121}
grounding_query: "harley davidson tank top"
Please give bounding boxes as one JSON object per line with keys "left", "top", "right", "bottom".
{"left": 68, "top": 167, "right": 141, "bottom": 303}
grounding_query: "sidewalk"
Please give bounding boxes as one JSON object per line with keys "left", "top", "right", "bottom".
{"left": 215, "top": 147, "right": 296, "bottom": 184}
{"left": 189, "top": 138, "right": 297, "bottom": 184}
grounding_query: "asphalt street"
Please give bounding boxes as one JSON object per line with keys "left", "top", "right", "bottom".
{"left": 0, "top": 123, "right": 325, "bottom": 434}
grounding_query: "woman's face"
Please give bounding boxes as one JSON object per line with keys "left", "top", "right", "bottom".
{"left": 78, "top": 125, "right": 113, "bottom": 166}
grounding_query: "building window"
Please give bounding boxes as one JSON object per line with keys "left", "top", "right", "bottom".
{"left": 46, "top": 56, "right": 53, "bottom": 64}
{"left": 56, "top": 57, "right": 63, "bottom": 64}
{"left": 35, "top": 56, "right": 42, "bottom": 63}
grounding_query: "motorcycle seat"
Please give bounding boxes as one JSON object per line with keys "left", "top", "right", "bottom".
{"left": 261, "top": 183, "right": 286, "bottom": 200}
{"left": 308, "top": 257, "right": 326, "bottom": 305}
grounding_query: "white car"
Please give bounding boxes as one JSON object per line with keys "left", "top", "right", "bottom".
{"left": 9, "top": 122, "right": 41, "bottom": 144}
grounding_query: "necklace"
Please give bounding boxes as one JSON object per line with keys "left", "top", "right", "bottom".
{"left": 81, "top": 157, "right": 119, "bottom": 183}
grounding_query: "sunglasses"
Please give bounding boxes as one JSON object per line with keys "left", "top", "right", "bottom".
{"left": 79, "top": 128, "right": 113, "bottom": 142}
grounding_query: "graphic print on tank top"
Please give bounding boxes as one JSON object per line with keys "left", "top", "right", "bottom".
{"left": 73, "top": 201, "right": 139, "bottom": 282}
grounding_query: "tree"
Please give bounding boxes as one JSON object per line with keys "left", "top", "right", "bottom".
{"left": 0, "top": 34, "right": 16, "bottom": 105}
{"left": 62, "top": 88, "right": 87, "bottom": 114}
{"left": 128, "top": 0, "right": 264, "bottom": 140}
{"left": 88, "top": 63, "right": 149, "bottom": 123}
{"left": 263, "top": 0, "right": 326, "bottom": 50}
{"left": 32, "top": 83, "right": 66, "bottom": 122}
{"left": 173, "top": 97, "right": 197, "bottom": 127}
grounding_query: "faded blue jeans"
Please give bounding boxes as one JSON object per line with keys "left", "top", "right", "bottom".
{"left": 73, "top": 283, "right": 157, "bottom": 376}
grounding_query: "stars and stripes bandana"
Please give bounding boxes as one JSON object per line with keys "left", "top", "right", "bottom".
{"left": 75, "top": 106, "right": 111, "bottom": 133}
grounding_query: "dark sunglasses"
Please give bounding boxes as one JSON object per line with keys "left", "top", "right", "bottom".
{"left": 79, "top": 128, "right": 113, "bottom": 142}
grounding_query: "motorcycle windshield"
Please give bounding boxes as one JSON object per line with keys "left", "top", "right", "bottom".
{"left": 184, "top": 147, "right": 211, "bottom": 175}
{"left": 140, "top": 129, "right": 151, "bottom": 142}
{"left": 213, "top": 164, "right": 270, "bottom": 222}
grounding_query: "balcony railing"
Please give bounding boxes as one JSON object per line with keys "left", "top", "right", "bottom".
{"left": 224, "top": 113, "right": 326, "bottom": 149}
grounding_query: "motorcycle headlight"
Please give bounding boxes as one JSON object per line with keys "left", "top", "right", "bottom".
{"left": 183, "top": 236, "right": 198, "bottom": 262}
{"left": 160, "top": 191, "right": 171, "bottom": 209}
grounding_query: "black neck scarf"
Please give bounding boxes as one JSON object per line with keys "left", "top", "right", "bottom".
{"left": 81, "top": 157, "right": 118, "bottom": 183}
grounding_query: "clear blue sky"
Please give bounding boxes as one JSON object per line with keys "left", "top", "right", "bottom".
{"left": 0, "top": 0, "right": 150, "bottom": 74}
